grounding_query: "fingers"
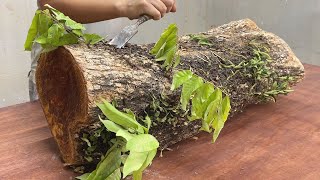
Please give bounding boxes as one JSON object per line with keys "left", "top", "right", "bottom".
{"left": 147, "top": 0, "right": 176, "bottom": 19}
{"left": 150, "top": 0, "right": 167, "bottom": 17}
{"left": 127, "top": 0, "right": 177, "bottom": 20}
{"left": 143, "top": 2, "right": 162, "bottom": 20}
{"left": 171, "top": 1, "right": 177, "bottom": 12}
{"left": 161, "top": 0, "right": 175, "bottom": 13}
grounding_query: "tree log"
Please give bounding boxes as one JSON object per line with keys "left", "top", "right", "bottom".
{"left": 36, "top": 19, "right": 304, "bottom": 165}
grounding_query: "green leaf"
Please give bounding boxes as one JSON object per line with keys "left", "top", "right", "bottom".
{"left": 199, "top": 40, "right": 213, "bottom": 46}
{"left": 34, "top": 33, "right": 48, "bottom": 44}
{"left": 126, "top": 134, "right": 159, "bottom": 152}
{"left": 199, "top": 120, "right": 211, "bottom": 133}
{"left": 57, "top": 33, "right": 79, "bottom": 46}
{"left": 221, "top": 96, "right": 231, "bottom": 122}
{"left": 65, "top": 19, "right": 85, "bottom": 30}
{"left": 212, "top": 117, "right": 225, "bottom": 143}
{"left": 206, "top": 89, "right": 223, "bottom": 107}
{"left": 75, "top": 173, "right": 90, "bottom": 180}
{"left": 133, "top": 171, "right": 143, "bottom": 180}
{"left": 181, "top": 75, "right": 204, "bottom": 111}
{"left": 24, "top": 5, "right": 88, "bottom": 53}
{"left": 150, "top": 24, "right": 178, "bottom": 55}
{"left": 124, "top": 109, "right": 136, "bottom": 121}
{"left": 150, "top": 24, "right": 179, "bottom": 70}
{"left": 171, "top": 70, "right": 193, "bottom": 91}
{"left": 86, "top": 170, "right": 97, "bottom": 180}
{"left": 190, "top": 83, "right": 215, "bottom": 120}
{"left": 72, "top": 29, "right": 83, "bottom": 36}
{"left": 24, "top": 10, "right": 40, "bottom": 51}
{"left": 132, "top": 148, "right": 157, "bottom": 180}
{"left": 123, "top": 151, "right": 148, "bottom": 178}
{"left": 45, "top": 4, "right": 85, "bottom": 30}
{"left": 138, "top": 148, "right": 157, "bottom": 171}
{"left": 105, "top": 168, "right": 121, "bottom": 180}
{"left": 100, "top": 118, "right": 124, "bottom": 134}
{"left": 116, "top": 129, "right": 134, "bottom": 142}
{"left": 204, "top": 99, "right": 220, "bottom": 125}
{"left": 173, "top": 54, "right": 181, "bottom": 68}
{"left": 99, "top": 116, "right": 133, "bottom": 141}
{"left": 155, "top": 42, "right": 167, "bottom": 60}
{"left": 162, "top": 47, "right": 177, "bottom": 70}
{"left": 143, "top": 116, "right": 152, "bottom": 134}
{"left": 47, "top": 23, "right": 64, "bottom": 46}
{"left": 83, "top": 33, "right": 104, "bottom": 45}
{"left": 38, "top": 10, "right": 53, "bottom": 34}
{"left": 96, "top": 100, "right": 141, "bottom": 130}
{"left": 190, "top": 34, "right": 212, "bottom": 46}
{"left": 91, "top": 145, "right": 122, "bottom": 180}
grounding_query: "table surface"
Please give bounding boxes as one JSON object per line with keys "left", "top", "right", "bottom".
{"left": 1, "top": 64, "right": 319, "bottom": 180}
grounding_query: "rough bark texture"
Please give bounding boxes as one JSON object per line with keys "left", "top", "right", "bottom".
{"left": 36, "top": 19, "right": 304, "bottom": 165}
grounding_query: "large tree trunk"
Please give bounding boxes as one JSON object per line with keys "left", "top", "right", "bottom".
{"left": 36, "top": 19, "right": 304, "bottom": 165}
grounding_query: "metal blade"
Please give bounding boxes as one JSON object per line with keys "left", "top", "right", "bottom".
{"left": 108, "top": 25, "right": 138, "bottom": 49}
{"left": 109, "top": 16, "right": 150, "bottom": 48}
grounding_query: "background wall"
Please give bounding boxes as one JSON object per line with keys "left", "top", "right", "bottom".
{"left": 0, "top": 0, "right": 319, "bottom": 108}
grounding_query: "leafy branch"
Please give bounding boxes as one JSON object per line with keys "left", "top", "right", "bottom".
{"left": 24, "top": 4, "right": 104, "bottom": 52}
{"left": 171, "top": 70, "right": 231, "bottom": 142}
{"left": 150, "top": 24, "right": 180, "bottom": 70}
{"left": 189, "top": 34, "right": 213, "bottom": 46}
{"left": 77, "top": 99, "right": 159, "bottom": 180}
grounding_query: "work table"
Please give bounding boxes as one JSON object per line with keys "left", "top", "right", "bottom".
{"left": 0, "top": 64, "right": 319, "bottom": 179}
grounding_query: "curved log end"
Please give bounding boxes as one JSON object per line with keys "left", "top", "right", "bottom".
{"left": 36, "top": 47, "right": 88, "bottom": 164}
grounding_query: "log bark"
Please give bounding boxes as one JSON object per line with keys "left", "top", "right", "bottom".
{"left": 36, "top": 19, "right": 305, "bottom": 165}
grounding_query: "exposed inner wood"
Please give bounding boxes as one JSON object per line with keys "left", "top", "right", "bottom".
{"left": 36, "top": 48, "right": 88, "bottom": 163}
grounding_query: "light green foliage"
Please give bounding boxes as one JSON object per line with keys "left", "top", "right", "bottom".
{"left": 180, "top": 75, "right": 204, "bottom": 111}
{"left": 97, "top": 99, "right": 143, "bottom": 132}
{"left": 24, "top": 4, "right": 103, "bottom": 52}
{"left": 247, "top": 43, "right": 295, "bottom": 100}
{"left": 189, "top": 34, "right": 213, "bottom": 46}
{"left": 150, "top": 24, "right": 180, "bottom": 70}
{"left": 246, "top": 45, "right": 272, "bottom": 81}
{"left": 221, "top": 41, "right": 295, "bottom": 101}
{"left": 123, "top": 151, "right": 148, "bottom": 177}
{"left": 171, "top": 70, "right": 193, "bottom": 90}
{"left": 90, "top": 145, "right": 122, "bottom": 180}
{"left": 191, "top": 83, "right": 215, "bottom": 121}
{"left": 260, "top": 79, "right": 294, "bottom": 101}
{"left": 152, "top": 26, "right": 230, "bottom": 141}
{"left": 83, "top": 34, "right": 105, "bottom": 45}
{"left": 171, "top": 70, "right": 231, "bottom": 142}
{"left": 79, "top": 100, "right": 159, "bottom": 180}
{"left": 24, "top": 10, "right": 41, "bottom": 51}
{"left": 126, "top": 134, "right": 159, "bottom": 152}
{"left": 77, "top": 141, "right": 123, "bottom": 180}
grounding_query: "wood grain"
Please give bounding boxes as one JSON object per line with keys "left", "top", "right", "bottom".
{"left": 0, "top": 64, "right": 319, "bottom": 180}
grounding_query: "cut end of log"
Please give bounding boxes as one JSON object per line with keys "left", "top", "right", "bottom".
{"left": 36, "top": 47, "right": 89, "bottom": 164}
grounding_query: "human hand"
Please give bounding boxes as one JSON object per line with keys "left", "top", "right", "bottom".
{"left": 117, "top": 0, "right": 177, "bottom": 20}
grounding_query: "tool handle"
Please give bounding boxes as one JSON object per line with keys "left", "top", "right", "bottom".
{"left": 136, "top": 15, "right": 150, "bottom": 26}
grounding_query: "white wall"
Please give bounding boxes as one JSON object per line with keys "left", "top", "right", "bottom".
{"left": 0, "top": 0, "right": 36, "bottom": 108}
{"left": 0, "top": 0, "right": 319, "bottom": 108}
